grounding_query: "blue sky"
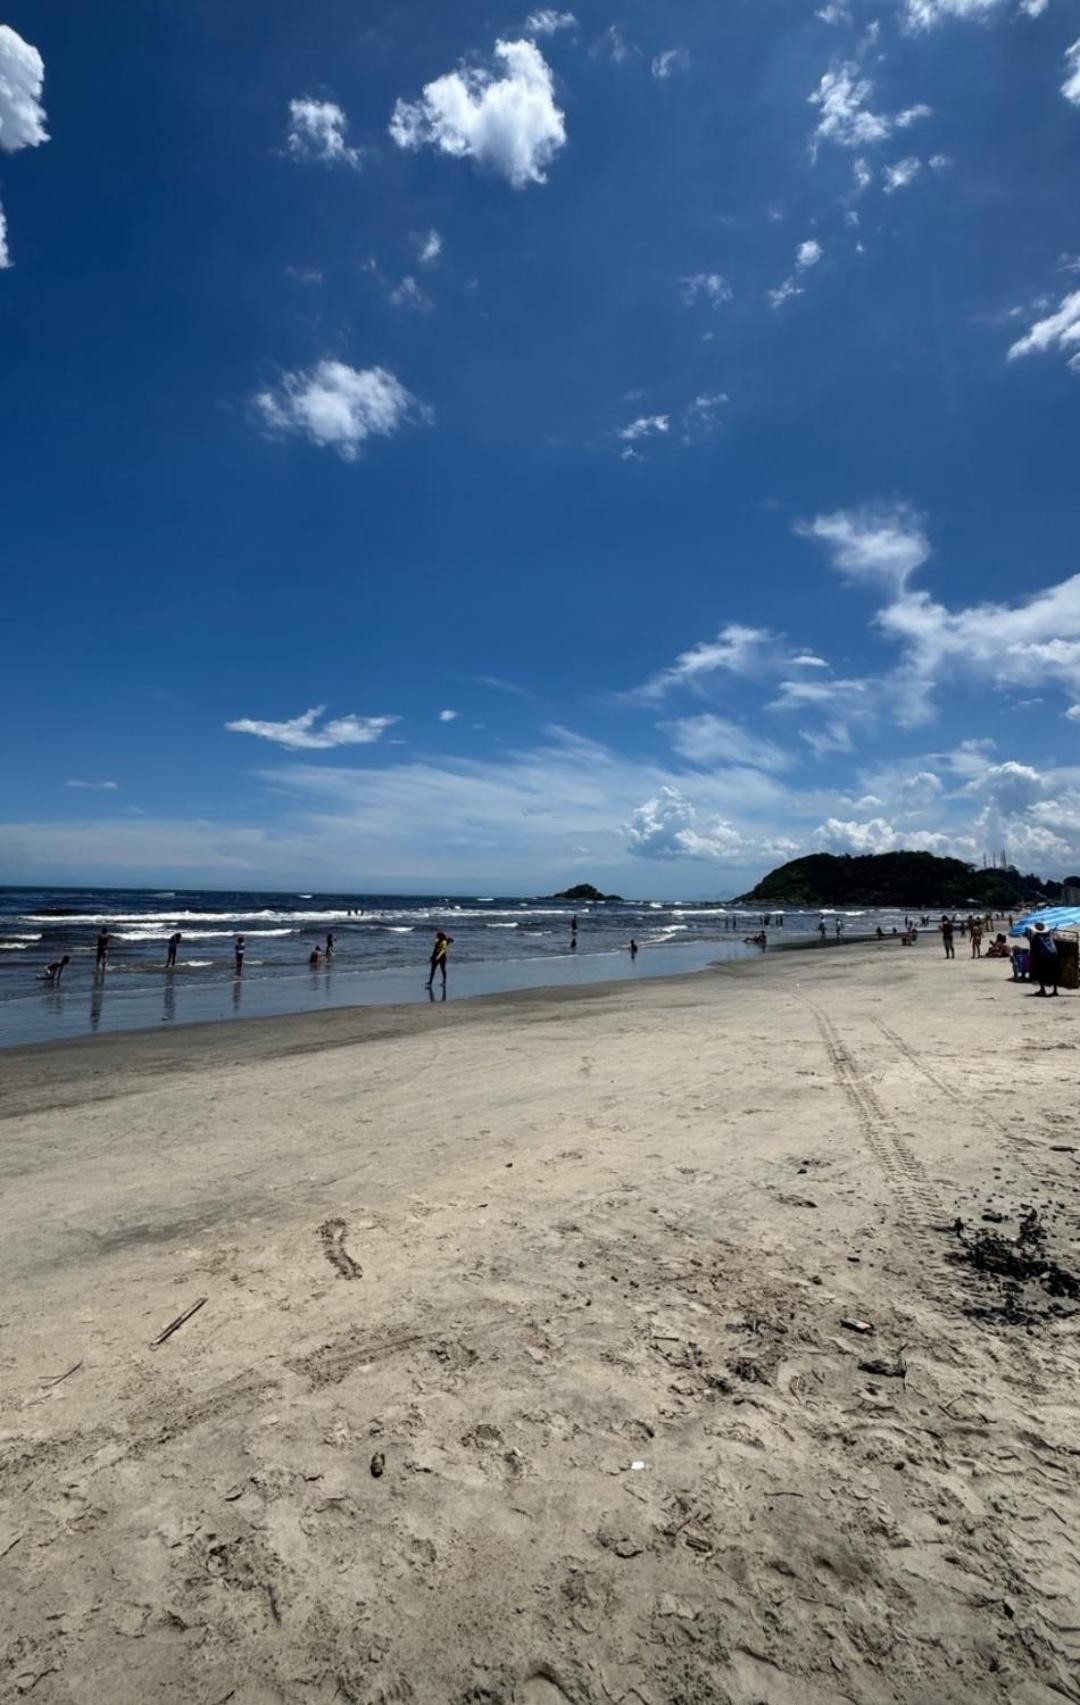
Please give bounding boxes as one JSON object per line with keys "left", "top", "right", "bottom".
{"left": 2, "top": 0, "right": 1079, "bottom": 896}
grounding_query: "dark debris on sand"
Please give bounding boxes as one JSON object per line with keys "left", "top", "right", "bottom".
{"left": 947, "top": 1207, "right": 1080, "bottom": 1325}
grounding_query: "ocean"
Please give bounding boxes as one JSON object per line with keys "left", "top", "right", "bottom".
{"left": 0, "top": 887, "right": 910, "bottom": 1048}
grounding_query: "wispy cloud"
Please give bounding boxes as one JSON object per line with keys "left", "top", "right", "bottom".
{"left": 66, "top": 779, "right": 119, "bottom": 791}
{"left": 680, "top": 271, "right": 732, "bottom": 308}
{"left": 390, "top": 39, "right": 566, "bottom": 189}
{"left": 618, "top": 413, "right": 670, "bottom": 442}
{"left": 254, "top": 361, "right": 429, "bottom": 461}
{"left": 524, "top": 9, "right": 576, "bottom": 36}
{"left": 883, "top": 156, "right": 922, "bottom": 193}
{"left": 652, "top": 48, "right": 690, "bottom": 79}
{"left": 1006, "top": 289, "right": 1080, "bottom": 374}
{"left": 809, "top": 63, "right": 929, "bottom": 154}
{"left": 627, "top": 625, "right": 787, "bottom": 702}
{"left": 438, "top": 708, "right": 460, "bottom": 722}
{"left": 795, "top": 501, "right": 930, "bottom": 592}
{"left": 768, "top": 238, "right": 823, "bottom": 308}
{"left": 286, "top": 98, "right": 362, "bottom": 168}
{"left": 1065, "top": 41, "right": 1080, "bottom": 105}
{"left": 415, "top": 228, "right": 442, "bottom": 265}
{"left": 226, "top": 707, "right": 398, "bottom": 750}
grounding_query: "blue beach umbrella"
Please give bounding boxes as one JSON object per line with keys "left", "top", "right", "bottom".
{"left": 1009, "top": 906, "right": 1080, "bottom": 937}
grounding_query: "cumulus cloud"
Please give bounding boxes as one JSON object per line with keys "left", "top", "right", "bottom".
{"left": 652, "top": 48, "right": 690, "bottom": 79}
{"left": 814, "top": 816, "right": 965, "bottom": 855}
{"left": 389, "top": 39, "right": 566, "bottom": 188}
{"left": 0, "top": 25, "right": 48, "bottom": 153}
{"left": 226, "top": 708, "right": 398, "bottom": 751}
{"left": 1063, "top": 41, "right": 1080, "bottom": 106}
{"left": 809, "top": 63, "right": 929, "bottom": 153}
{"left": 0, "top": 24, "right": 48, "bottom": 269}
{"left": 254, "top": 361, "right": 429, "bottom": 461}
{"left": 625, "top": 786, "right": 791, "bottom": 864}
{"left": 618, "top": 413, "right": 669, "bottom": 441}
{"left": 286, "top": 98, "right": 362, "bottom": 168}
{"left": 1007, "top": 290, "right": 1080, "bottom": 372}
{"left": 883, "top": 156, "right": 922, "bottom": 192}
{"left": 796, "top": 501, "right": 931, "bottom": 592}
{"left": 438, "top": 709, "right": 460, "bottom": 722}
{"left": 525, "top": 9, "right": 576, "bottom": 34}
{"left": 680, "top": 272, "right": 732, "bottom": 308}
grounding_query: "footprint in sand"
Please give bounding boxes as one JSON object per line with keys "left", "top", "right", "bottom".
{"left": 318, "top": 1217, "right": 363, "bottom": 1280}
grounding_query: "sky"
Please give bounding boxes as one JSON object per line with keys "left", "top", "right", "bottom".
{"left": 2, "top": 0, "right": 1080, "bottom": 898}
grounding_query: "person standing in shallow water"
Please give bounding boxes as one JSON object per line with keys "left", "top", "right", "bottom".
{"left": 95, "top": 927, "right": 109, "bottom": 972}
{"left": 426, "top": 930, "right": 452, "bottom": 991}
{"left": 234, "top": 934, "right": 245, "bottom": 975}
{"left": 166, "top": 931, "right": 181, "bottom": 969}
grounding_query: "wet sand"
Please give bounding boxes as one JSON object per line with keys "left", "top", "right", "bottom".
{"left": 1, "top": 942, "right": 1078, "bottom": 1703}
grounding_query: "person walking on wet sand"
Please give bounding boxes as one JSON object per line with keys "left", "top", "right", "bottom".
{"left": 234, "top": 934, "right": 245, "bottom": 975}
{"left": 166, "top": 931, "right": 181, "bottom": 969}
{"left": 95, "top": 927, "right": 109, "bottom": 972}
{"left": 426, "top": 929, "right": 453, "bottom": 991}
{"left": 940, "top": 915, "right": 955, "bottom": 959}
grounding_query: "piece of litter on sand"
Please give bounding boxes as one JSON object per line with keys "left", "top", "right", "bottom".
{"left": 630, "top": 1460, "right": 646, "bottom": 1471}
{"left": 40, "top": 1360, "right": 82, "bottom": 1388}
{"left": 151, "top": 1296, "right": 207, "bottom": 1348}
{"left": 859, "top": 1353, "right": 907, "bottom": 1379}
{"left": 370, "top": 1452, "right": 386, "bottom": 1479}
{"left": 841, "top": 1317, "right": 874, "bottom": 1335}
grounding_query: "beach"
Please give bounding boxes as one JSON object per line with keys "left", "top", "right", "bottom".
{"left": 1, "top": 942, "right": 1078, "bottom": 1704}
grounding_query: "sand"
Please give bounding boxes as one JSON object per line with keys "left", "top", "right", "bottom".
{"left": 1, "top": 942, "right": 1078, "bottom": 1705}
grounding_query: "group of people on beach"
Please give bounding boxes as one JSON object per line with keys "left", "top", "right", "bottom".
{"left": 938, "top": 911, "right": 1065, "bottom": 996}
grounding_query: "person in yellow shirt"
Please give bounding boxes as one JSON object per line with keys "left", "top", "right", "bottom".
{"left": 426, "top": 929, "right": 453, "bottom": 991}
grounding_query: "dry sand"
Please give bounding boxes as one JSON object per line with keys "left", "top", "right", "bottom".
{"left": 1, "top": 942, "right": 1078, "bottom": 1705}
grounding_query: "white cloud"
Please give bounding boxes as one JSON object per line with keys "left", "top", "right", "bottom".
{"left": 525, "top": 9, "right": 576, "bottom": 35}
{"left": 618, "top": 413, "right": 670, "bottom": 441}
{"left": 905, "top": 0, "right": 1019, "bottom": 26}
{"left": 884, "top": 156, "right": 922, "bottom": 192}
{"left": 1063, "top": 41, "right": 1080, "bottom": 106}
{"left": 667, "top": 716, "right": 792, "bottom": 771}
{"left": 809, "top": 63, "right": 929, "bottom": 153}
{"left": 630, "top": 625, "right": 788, "bottom": 702}
{"left": 1007, "top": 290, "right": 1080, "bottom": 373}
{"left": 254, "top": 361, "right": 428, "bottom": 461}
{"left": 814, "top": 816, "right": 965, "bottom": 855}
{"left": 439, "top": 709, "right": 460, "bottom": 722}
{"left": 0, "top": 25, "right": 48, "bottom": 153}
{"left": 226, "top": 707, "right": 398, "bottom": 751}
{"left": 389, "top": 39, "right": 566, "bottom": 189}
{"left": 817, "top": 4, "right": 852, "bottom": 23}
{"left": 416, "top": 228, "right": 443, "bottom": 265}
{"left": 652, "top": 48, "right": 690, "bottom": 79}
{"left": 0, "top": 25, "right": 48, "bottom": 269}
{"left": 796, "top": 501, "right": 931, "bottom": 591}
{"left": 769, "top": 239, "right": 823, "bottom": 309}
{"left": 389, "top": 274, "right": 430, "bottom": 311}
{"left": 680, "top": 272, "right": 732, "bottom": 308}
{"left": 683, "top": 392, "right": 729, "bottom": 437}
{"left": 625, "top": 786, "right": 795, "bottom": 865}
{"left": 286, "top": 98, "right": 362, "bottom": 168}
{"left": 66, "top": 780, "right": 119, "bottom": 792}
{"left": 1067, "top": 704, "right": 1080, "bottom": 721}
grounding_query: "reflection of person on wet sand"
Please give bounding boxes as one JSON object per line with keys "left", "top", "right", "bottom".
{"left": 426, "top": 930, "right": 452, "bottom": 991}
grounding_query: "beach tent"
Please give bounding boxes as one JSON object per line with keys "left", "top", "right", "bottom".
{"left": 1009, "top": 906, "right": 1080, "bottom": 937}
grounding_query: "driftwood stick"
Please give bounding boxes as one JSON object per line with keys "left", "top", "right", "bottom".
{"left": 151, "top": 1297, "right": 207, "bottom": 1348}
{"left": 41, "top": 1360, "right": 83, "bottom": 1388}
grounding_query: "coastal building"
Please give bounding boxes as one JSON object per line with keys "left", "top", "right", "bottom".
{"left": 1064, "top": 876, "right": 1080, "bottom": 905}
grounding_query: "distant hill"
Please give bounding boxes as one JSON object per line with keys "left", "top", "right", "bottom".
{"left": 738, "top": 851, "right": 1058, "bottom": 911}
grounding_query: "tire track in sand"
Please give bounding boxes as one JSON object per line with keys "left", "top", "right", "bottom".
{"left": 871, "top": 1018, "right": 1039, "bottom": 1160}
{"left": 799, "top": 996, "right": 942, "bottom": 1244}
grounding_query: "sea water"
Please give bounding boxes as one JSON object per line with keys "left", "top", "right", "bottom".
{"left": 0, "top": 887, "right": 914, "bottom": 1048}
